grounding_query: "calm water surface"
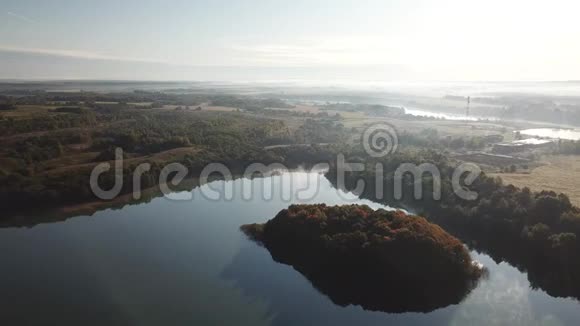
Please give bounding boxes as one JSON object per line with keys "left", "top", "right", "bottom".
{"left": 519, "top": 128, "right": 580, "bottom": 140}
{"left": 404, "top": 108, "right": 480, "bottom": 121}
{"left": 1, "top": 172, "right": 579, "bottom": 325}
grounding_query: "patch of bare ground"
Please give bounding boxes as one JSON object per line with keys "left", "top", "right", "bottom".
{"left": 490, "top": 155, "right": 580, "bottom": 206}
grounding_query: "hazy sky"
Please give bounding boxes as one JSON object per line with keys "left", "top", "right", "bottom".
{"left": 1, "top": 0, "right": 579, "bottom": 81}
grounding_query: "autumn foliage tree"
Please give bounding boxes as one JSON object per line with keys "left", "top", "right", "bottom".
{"left": 242, "top": 204, "right": 483, "bottom": 313}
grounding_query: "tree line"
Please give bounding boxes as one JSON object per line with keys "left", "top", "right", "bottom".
{"left": 325, "top": 147, "right": 580, "bottom": 299}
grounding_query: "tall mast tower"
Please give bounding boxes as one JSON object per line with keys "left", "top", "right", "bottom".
{"left": 466, "top": 96, "right": 470, "bottom": 120}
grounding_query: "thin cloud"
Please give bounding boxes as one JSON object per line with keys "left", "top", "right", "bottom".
{"left": 0, "top": 45, "right": 173, "bottom": 65}
{"left": 7, "top": 11, "right": 35, "bottom": 23}
{"left": 229, "top": 37, "right": 396, "bottom": 66}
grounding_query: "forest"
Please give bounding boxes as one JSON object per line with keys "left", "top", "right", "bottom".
{"left": 0, "top": 92, "right": 346, "bottom": 214}
{"left": 325, "top": 147, "right": 580, "bottom": 299}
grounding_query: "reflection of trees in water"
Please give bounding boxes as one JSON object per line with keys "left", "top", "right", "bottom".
{"left": 0, "top": 177, "right": 204, "bottom": 228}
{"left": 458, "top": 231, "right": 580, "bottom": 301}
{"left": 236, "top": 204, "right": 482, "bottom": 315}
{"left": 266, "top": 246, "right": 478, "bottom": 314}
{"left": 325, "top": 172, "right": 580, "bottom": 301}
{"left": 221, "top": 243, "right": 461, "bottom": 326}
{"left": 1, "top": 169, "right": 313, "bottom": 228}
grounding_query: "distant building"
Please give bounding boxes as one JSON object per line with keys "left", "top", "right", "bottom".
{"left": 492, "top": 138, "right": 554, "bottom": 154}
{"left": 455, "top": 152, "right": 530, "bottom": 166}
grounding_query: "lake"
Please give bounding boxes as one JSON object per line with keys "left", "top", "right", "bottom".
{"left": 519, "top": 128, "right": 580, "bottom": 141}
{"left": 1, "top": 172, "right": 579, "bottom": 325}
{"left": 404, "top": 107, "right": 479, "bottom": 121}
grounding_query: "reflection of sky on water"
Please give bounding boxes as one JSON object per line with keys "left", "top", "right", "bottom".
{"left": 164, "top": 172, "right": 393, "bottom": 211}
{"left": 223, "top": 238, "right": 580, "bottom": 326}
{"left": 405, "top": 108, "right": 481, "bottom": 121}
{"left": 447, "top": 250, "right": 580, "bottom": 326}
{"left": 519, "top": 128, "right": 580, "bottom": 141}
{"left": 449, "top": 252, "right": 537, "bottom": 325}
